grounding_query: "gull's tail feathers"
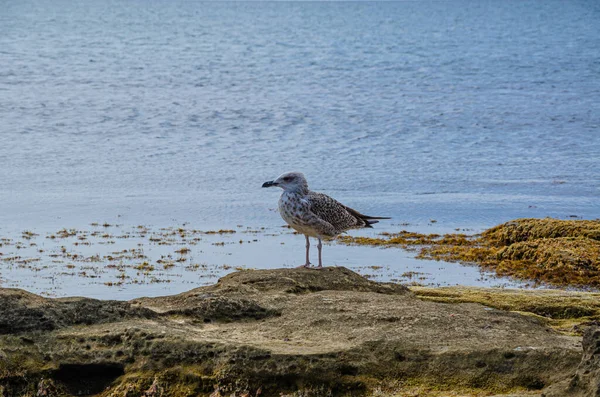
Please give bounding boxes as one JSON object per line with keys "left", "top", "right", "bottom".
{"left": 343, "top": 205, "right": 391, "bottom": 228}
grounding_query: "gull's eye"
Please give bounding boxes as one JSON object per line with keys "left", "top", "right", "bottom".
{"left": 283, "top": 176, "right": 293, "bottom": 182}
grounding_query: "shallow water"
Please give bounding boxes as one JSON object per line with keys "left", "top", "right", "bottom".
{"left": 0, "top": 224, "right": 532, "bottom": 300}
{"left": 1, "top": 1, "right": 599, "bottom": 298}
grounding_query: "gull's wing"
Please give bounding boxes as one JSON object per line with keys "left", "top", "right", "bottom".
{"left": 307, "top": 192, "right": 371, "bottom": 233}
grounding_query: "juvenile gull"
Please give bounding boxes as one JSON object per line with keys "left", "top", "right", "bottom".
{"left": 262, "top": 171, "right": 390, "bottom": 268}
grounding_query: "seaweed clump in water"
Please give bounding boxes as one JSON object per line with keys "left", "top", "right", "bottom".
{"left": 338, "top": 218, "right": 600, "bottom": 288}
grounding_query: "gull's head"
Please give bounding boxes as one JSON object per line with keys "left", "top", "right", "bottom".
{"left": 262, "top": 171, "right": 309, "bottom": 193}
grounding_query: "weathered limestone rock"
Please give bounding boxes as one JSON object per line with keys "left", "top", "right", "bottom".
{"left": 0, "top": 267, "right": 584, "bottom": 396}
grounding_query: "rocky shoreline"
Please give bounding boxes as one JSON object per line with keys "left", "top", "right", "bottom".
{"left": 1, "top": 266, "right": 598, "bottom": 396}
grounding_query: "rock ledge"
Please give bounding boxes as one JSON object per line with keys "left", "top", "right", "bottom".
{"left": 0, "top": 267, "right": 584, "bottom": 396}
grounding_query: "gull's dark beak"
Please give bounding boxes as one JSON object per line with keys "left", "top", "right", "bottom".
{"left": 262, "top": 180, "right": 277, "bottom": 188}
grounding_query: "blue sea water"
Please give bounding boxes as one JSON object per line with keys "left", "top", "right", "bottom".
{"left": 0, "top": 1, "right": 599, "bottom": 297}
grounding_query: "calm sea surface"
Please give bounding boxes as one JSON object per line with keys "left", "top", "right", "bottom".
{"left": 1, "top": 1, "right": 599, "bottom": 298}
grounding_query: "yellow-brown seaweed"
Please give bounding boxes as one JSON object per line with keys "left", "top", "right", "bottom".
{"left": 338, "top": 218, "right": 600, "bottom": 288}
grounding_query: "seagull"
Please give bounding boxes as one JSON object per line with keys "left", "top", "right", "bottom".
{"left": 262, "top": 171, "right": 390, "bottom": 268}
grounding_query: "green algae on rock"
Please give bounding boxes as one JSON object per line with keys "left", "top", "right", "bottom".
{"left": 338, "top": 218, "right": 600, "bottom": 288}
{"left": 411, "top": 286, "right": 600, "bottom": 335}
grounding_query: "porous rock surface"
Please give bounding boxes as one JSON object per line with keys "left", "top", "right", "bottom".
{"left": 0, "top": 267, "right": 583, "bottom": 396}
{"left": 544, "top": 325, "right": 600, "bottom": 397}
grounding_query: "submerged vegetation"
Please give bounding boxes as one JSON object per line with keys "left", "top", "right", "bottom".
{"left": 0, "top": 225, "right": 262, "bottom": 296}
{"left": 338, "top": 218, "right": 600, "bottom": 288}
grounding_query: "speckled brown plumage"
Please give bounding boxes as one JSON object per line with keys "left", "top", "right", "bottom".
{"left": 307, "top": 192, "right": 371, "bottom": 235}
{"left": 263, "top": 171, "right": 389, "bottom": 268}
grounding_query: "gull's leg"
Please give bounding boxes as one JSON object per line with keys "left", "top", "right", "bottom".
{"left": 316, "top": 238, "right": 323, "bottom": 268}
{"left": 296, "top": 235, "right": 311, "bottom": 268}
{"left": 304, "top": 235, "right": 311, "bottom": 267}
